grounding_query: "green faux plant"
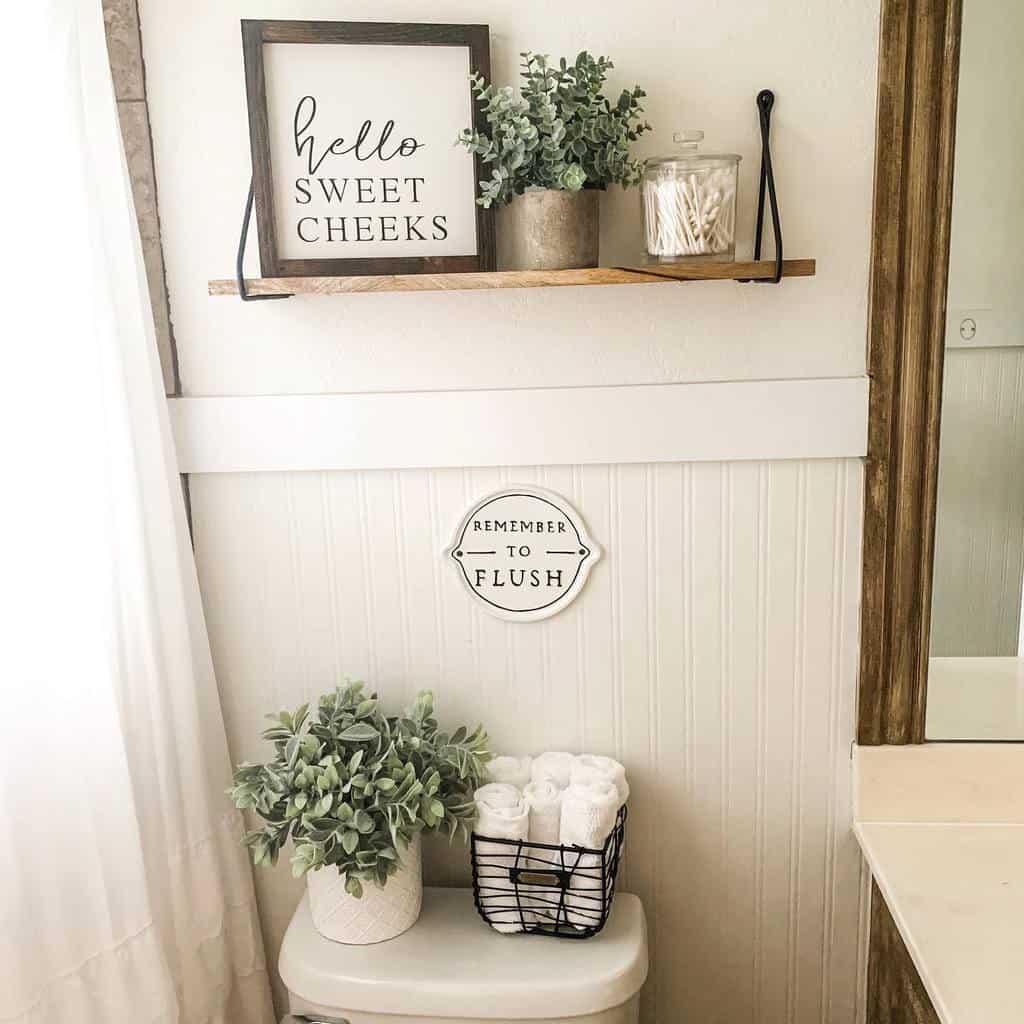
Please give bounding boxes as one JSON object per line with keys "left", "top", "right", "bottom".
{"left": 229, "top": 683, "right": 491, "bottom": 897}
{"left": 456, "top": 51, "right": 651, "bottom": 208}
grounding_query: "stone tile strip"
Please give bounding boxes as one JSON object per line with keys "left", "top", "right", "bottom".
{"left": 102, "top": 0, "right": 178, "bottom": 395}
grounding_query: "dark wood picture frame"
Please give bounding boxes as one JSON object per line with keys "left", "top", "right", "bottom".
{"left": 858, "top": 0, "right": 963, "bottom": 745}
{"left": 240, "top": 20, "right": 496, "bottom": 278}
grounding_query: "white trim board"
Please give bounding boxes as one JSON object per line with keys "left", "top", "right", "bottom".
{"left": 168, "top": 377, "right": 868, "bottom": 474}
{"left": 946, "top": 308, "right": 1024, "bottom": 350}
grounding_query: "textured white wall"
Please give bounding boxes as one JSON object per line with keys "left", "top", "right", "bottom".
{"left": 946, "top": 0, "right": 1024, "bottom": 315}
{"left": 932, "top": 347, "right": 1024, "bottom": 657}
{"left": 138, "top": 0, "right": 879, "bottom": 1020}
{"left": 932, "top": 0, "right": 1024, "bottom": 659}
{"left": 138, "top": 0, "right": 878, "bottom": 397}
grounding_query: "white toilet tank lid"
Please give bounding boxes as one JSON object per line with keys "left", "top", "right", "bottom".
{"left": 279, "top": 887, "right": 648, "bottom": 1020}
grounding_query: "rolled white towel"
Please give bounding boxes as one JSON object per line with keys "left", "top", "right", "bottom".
{"left": 559, "top": 778, "right": 621, "bottom": 931}
{"left": 530, "top": 751, "right": 576, "bottom": 790}
{"left": 523, "top": 779, "right": 563, "bottom": 846}
{"left": 473, "top": 783, "right": 530, "bottom": 933}
{"left": 521, "top": 779, "right": 564, "bottom": 927}
{"left": 571, "top": 754, "right": 629, "bottom": 805}
{"left": 559, "top": 778, "right": 620, "bottom": 849}
{"left": 487, "top": 755, "right": 533, "bottom": 790}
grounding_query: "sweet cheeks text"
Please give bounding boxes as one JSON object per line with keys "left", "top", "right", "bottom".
{"left": 290, "top": 95, "right": 448, "bottom": 244}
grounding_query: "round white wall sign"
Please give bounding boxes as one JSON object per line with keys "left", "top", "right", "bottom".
{"left": 444, "top": 486, "right": 602, "bottom": 622}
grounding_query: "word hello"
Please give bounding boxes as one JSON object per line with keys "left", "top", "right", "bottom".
{"left": 291, "top": 96, "right": 447, "bottom": 245}
{"left": 294, "top": 97, "right": 425, "bottom": 174}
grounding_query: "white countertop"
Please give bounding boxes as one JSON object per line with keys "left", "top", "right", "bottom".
{"left": 856, "top": 820, "right": 1024, "bottom": 1023}
{"left": 854, "top": 744, "right": 1024, "bottom": 1023}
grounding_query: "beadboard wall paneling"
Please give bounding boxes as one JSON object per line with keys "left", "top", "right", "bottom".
{"left": 191, "top": 458, "right": 869, "bottom": 1023}
{"left": 931, "top": 345, "right": 1024, "bottom": 656}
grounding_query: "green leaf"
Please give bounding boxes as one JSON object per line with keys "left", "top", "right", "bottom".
{"left": 338, "top": 723, "right": 380, "bottom": 742}
{"left": 234, "top": 686, "right": 492, "bottom": 882}
{"left": 345, "top": 875, "right": 364, "bottom": 898}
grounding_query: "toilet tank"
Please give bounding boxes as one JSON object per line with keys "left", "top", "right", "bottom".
{"left": 279, "top": 887, "right": 648, "bottom": 1024}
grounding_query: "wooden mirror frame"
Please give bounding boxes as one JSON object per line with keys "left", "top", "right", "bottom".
{"left": 858, "top": 0, "right": 964, "bottom": 745}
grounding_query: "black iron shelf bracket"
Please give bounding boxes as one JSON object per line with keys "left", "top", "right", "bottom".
{"left": 236, "top": 178, "right": 292, "bottom": 301}
{"left": 741, "top": 89, "right": 784, "bottom": 284}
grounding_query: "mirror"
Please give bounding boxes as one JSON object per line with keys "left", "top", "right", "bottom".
{"left": 926, "top": 1, "right": 1024, "bottom": 739}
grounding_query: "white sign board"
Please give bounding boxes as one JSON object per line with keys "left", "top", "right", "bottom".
{"left": 445, "top": 487, "right": 602, "bottom": 622}
{"left": 264, "top": 43, "right": 478, "bottom": 261}
{"left": 242, "top": 21, "right": 493, "bottom": 277}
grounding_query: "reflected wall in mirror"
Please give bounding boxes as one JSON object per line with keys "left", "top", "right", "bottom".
{"left": 927, "top": 0, "right": 1024, "bottom": 740}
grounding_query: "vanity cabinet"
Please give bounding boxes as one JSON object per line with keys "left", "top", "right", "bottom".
{"left": 866, "top": 882, "right": 940, "bottom": 1024}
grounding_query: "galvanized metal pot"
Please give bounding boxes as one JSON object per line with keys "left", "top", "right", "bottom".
{"left": 499, "top": 188, "right": 600, "bottom": 270}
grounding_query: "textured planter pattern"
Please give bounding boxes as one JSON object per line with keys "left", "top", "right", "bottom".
{"left": 500, "top": 188, "right": 600, "bottom": 270}
{"left": 306, "top": 836, "right": 422, "bottom": 944}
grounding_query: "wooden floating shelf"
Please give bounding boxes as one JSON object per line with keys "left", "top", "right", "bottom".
{"left": 209, "top": 258, "right": 815, "bottom": 297}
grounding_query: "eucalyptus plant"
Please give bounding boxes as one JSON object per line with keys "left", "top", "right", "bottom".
{"left": 456, "top": 51, "right": 651, "bottom": 208}
{"left": 229, "top": 683, "right": 491, "bottom": 897}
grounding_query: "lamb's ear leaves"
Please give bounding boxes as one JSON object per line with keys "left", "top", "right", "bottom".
{"left": 355, "top": 699, "right": 378, "bottom": 719}
{"left": 292, "top": 703, "right": 310, "bottom": 732}
{"left": 338, "top": 724, "right": 379, "bottom": 742}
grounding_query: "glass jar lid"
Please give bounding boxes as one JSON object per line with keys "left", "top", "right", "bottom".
{"left": 647, "top": 130, "right": 741, "bottom": 169}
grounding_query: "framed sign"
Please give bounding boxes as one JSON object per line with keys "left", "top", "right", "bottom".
{"left": 241, "top": 20, "right": 495, "bottom": 277}
{"left": 444, "top": 487, "right": 602, "bottom": 622}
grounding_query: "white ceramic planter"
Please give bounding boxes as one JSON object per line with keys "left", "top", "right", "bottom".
{"left": 306, "top": 835, "right": 422, "bottom": 944}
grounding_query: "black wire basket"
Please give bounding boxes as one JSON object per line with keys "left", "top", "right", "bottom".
{"left": 470, "top": 806, "right": 627, "bottom": 938}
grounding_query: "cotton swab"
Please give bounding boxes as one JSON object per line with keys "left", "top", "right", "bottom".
{"left": 643, "top": 165, "right": 737, "bottom": 258}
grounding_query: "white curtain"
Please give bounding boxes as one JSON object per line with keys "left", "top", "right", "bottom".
{"left": 0, "top": 3, "right": 276, "bottom": 1023}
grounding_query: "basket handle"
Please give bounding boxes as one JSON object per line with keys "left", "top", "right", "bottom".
{"left": 509, "top": 866, "right": 571, "bottom": 889}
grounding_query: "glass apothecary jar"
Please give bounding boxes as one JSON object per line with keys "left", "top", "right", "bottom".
{"left": 642, "top": 131, "right": 741, "bottom": 261}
